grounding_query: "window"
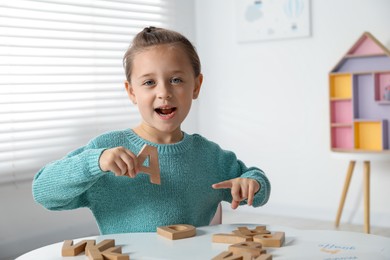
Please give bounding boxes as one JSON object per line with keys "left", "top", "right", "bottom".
{"left": 0, "top": 0, "right": 174, "bottom": 184}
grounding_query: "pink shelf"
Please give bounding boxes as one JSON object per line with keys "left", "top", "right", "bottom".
{"left": 330, "top": 100, "right": 353, "bottom": 124}
{"left": 331, "top": 126, "right": 354, "bottom": 150}
{"left": 347, "top": 35, "right": 386, "bottom": 56}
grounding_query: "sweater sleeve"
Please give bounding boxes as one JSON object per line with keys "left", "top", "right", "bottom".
{"left": 32, "top": 141, "right": 107, "bottom": 211}
{"left": 240, "top": 165, "right": 271, "bottom": 207}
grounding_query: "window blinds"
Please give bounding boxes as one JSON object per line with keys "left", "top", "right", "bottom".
{"left": 0, "top": 0, "right": 173, "bottom": 184}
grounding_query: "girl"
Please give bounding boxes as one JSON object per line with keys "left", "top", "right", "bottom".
{"left": 33, "top": 27, "right": 271, "bottom": 234}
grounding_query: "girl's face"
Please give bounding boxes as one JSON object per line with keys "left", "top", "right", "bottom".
{"left": 125, "top": 44, "right": 202, "bottom": 143}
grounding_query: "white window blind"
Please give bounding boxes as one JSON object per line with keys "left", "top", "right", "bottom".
{"left": 0, "top": 0, "right": 173, "bottom": 184}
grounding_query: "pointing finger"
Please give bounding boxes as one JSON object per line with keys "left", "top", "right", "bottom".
{"left": 212, "top": 180, "right": 232, "bottom": 189}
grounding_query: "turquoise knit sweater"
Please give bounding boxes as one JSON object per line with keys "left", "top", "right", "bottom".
{"left": 32, "top": 129, "right": 270, "bottom": 234}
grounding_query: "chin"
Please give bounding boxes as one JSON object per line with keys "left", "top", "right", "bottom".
{"left": 158, "top": 127, "right": 181, "bottom": 134}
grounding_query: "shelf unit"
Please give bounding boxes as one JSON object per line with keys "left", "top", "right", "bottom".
{"left": 331, "top": 32, "right": 390, "bottom": 236}
{"left": 329, "top": 32, "right": 390, "bottom": 152}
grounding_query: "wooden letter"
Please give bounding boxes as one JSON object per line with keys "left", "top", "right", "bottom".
{"left": 87, "top": 248, "right": 104, "bottom": 260}
{"left": 229, "top": 241, "right": 263, "bottom": 257}
{"left": 137, "top": 144, "right": 161, "bottom": 184}
{"left": 86, "top": 239, "right": 115, "bottom": 257}
{"left": 212, "top": 251, "right": 252, "bottom": 260}
{"left": 157, "top": 224, "right": 196, "bottom": 240}
{"left": 254, "top": 254, "right": 273, "bottom": 260}
{"left": 86, "top": 240, "right": 129, "bottom": 260}
{"left": 233, "top": 226, "right": 270, "bottom": 237}
{"left": 62, "top": 239, "right": 128, "bottom": 260}
{"left": 253, "top": 232, "right": 285, "bottom": 247}
{"left": 212, "top": 233, "right": 252, "bottom": 244}
{"left": 62, "top": 240, "right": 95, "bottom": 256}
{"left": 101, "top": 246, "right": 129, "bottom": 260}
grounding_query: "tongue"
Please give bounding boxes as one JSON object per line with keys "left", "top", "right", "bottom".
{"left": 158, "top": 108, "right": 174, "bottom": 115}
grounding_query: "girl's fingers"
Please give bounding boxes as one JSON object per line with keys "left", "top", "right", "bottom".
{"left": 231, "top": 200, "right": 240, "bottom": 210}
{"left": 124, "top": 149, "right": 139, "bottom": 173}
{"left": 240, "top": 183, "right": 248, "bottom": 201}
{"left": 115, "top": 158, "right": 128, "bottom": 176}
{"left": 212, "top": 180, "right": 233, "bottom": 189}
{"left": 111, "top": 162, "right": 124, "bottom": 176}
{"left": 120, "top": 154, "right": 136, "bottom": 177}
{"left": 231, "top": 182, "right": 242, "bottom": 202}
{"left": 247, "top": 182, "right": 255, "bottom": 206}
{"left": 212, "top": 178, "right": 259, "bottom": 208}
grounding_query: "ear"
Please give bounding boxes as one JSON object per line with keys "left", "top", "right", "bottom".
{"left": 192, "top": 73, "right": 203, "bottom": 99}
{"left": 124, "top": 80, "right": 137, "bottom": 104}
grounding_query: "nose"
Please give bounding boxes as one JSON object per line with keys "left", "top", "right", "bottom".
{"left": 157, "top": 82, "right": 172, "bottom": 100}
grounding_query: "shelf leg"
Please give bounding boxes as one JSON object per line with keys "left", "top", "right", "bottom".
{"left": 335, "top": 160, "right": 355, "bottom": 227}
{"left": 364, "top": 161, "right": 370, "bottom": 234}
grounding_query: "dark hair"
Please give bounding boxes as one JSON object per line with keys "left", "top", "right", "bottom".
{"left": 123, "top": 26, "right": 201, "bottom": 82}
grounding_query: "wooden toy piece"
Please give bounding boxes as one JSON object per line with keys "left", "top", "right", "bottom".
{"left": 212, "top": 233, "right": 252, "bottom": 244}
{"left": 253, "top": 232, "right": 285, "bottom": 247}
{"left": 157, "top": 224, "right": 196, "bottom": 240}
{"left": 137, "top": 144, "right": 161, "bottom": 184}
{"left": 228, "top": 241, "right": 263, "bottom": 257}
{"left": 101, "top": 246, "right": 129, "bottom": 260}
{"left": 254, "top": 254, "right": 273, "bottom": 260}
{"left": 86, "top": 239, "right": 115, "bottom": 257}
{"left": 87, "top": 246, "right": 129, "bottom": 260}
{"left": 234, "top": 226, "right": 270, "bottom": 237}
{"left": 62, "top": 239, "right": 95, "bottom": 256}
{"left": 212, "top": 251, "right": 252, "bottom": 260}
{"left": 62, "top": 239, "right": 128, "bottom": 260}
{"left": 87, "top": 248, "right": 104, "bottom": 260}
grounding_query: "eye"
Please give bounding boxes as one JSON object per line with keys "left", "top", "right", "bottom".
{"left": 143, "top": 80, "right": 155, "bottom": 87}
{"left": 170, "top": 77, "right": 183, "bottom": 85}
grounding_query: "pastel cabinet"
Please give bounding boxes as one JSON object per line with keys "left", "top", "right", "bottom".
{"left": 330, "top": 32, "right": 390, "bottom": 234}
{"left": 329, "top": 32, "right": 390, "bottom": 152}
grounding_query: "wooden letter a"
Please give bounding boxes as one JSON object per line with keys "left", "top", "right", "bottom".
{"left": 137, "top": 144, "right": 161, "bottom": 184}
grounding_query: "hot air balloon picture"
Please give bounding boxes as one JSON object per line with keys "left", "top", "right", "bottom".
{"left": 236, "top": 0, "right": 311, "bottom": 42}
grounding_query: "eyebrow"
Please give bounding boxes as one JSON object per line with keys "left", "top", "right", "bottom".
{"left": 136, "top": 70, "right": 186, "bottom": 79}
{"left": 137, "top": 73, "right": 154, "bottom": 79}
{"left": 169, "top": 70, "right": 185, "bottom": 74}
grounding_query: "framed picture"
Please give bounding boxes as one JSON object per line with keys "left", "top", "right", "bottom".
{"left": 236, "top": 0, "right": 311, "bottom": 42}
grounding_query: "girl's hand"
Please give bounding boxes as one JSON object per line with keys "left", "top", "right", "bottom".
{"left": 212, "top": 178, "right": 260, "bottom": 209}
{"left": 99, "top": 147, "right": 139, "bottom": 177}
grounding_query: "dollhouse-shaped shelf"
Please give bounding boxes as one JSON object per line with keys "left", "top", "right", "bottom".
{"left": 329, "top": 32, "right": 390, "bottom": 152}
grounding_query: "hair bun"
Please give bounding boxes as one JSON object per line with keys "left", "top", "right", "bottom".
{"left": 145, "top": 26, "right": 156, "bottom": 33}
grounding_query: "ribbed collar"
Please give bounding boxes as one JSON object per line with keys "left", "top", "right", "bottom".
{"left": 124, "top": 129, "right": 193, "bottom": 155}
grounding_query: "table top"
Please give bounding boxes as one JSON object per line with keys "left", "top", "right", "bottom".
{"left": 16, "top": 223, "right": 390, "bottom": 260}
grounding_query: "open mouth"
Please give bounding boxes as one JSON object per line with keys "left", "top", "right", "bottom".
{"left": 154, "top": 107, "right": 177, "bottom": 117}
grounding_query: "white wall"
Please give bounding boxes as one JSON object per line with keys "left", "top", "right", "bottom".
{"left": 195, "top": 0, "right": 390, "bottom": 227}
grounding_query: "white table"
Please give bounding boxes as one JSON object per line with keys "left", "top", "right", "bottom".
{"left": 16, "top": 224, "right": 390, "bottom": 260}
